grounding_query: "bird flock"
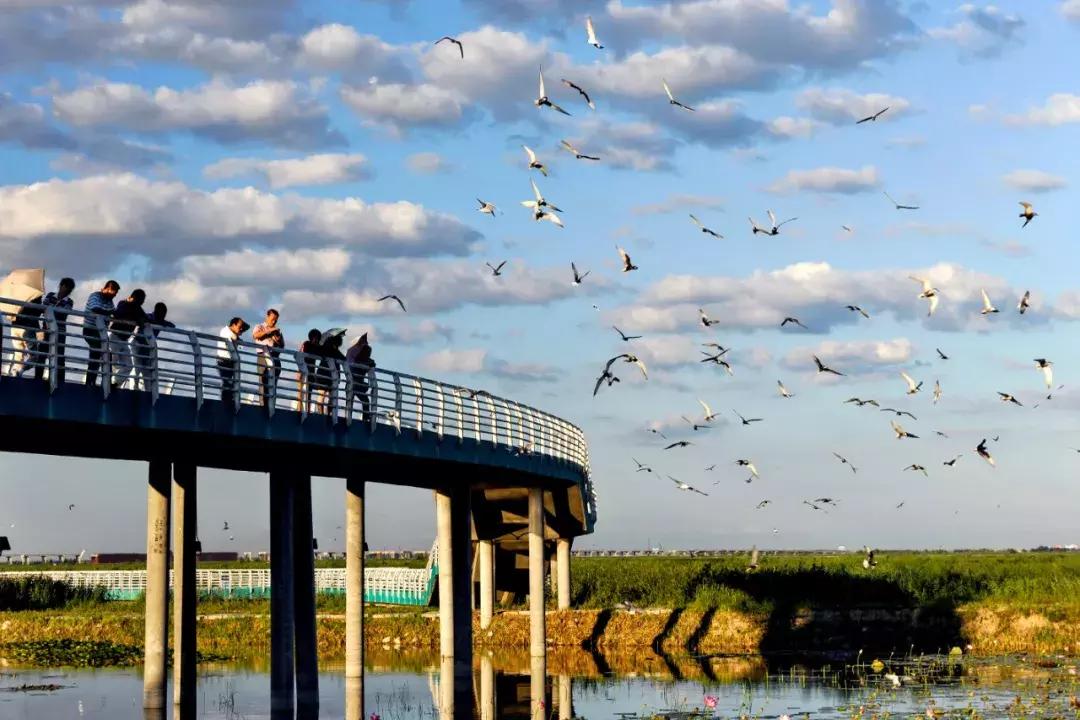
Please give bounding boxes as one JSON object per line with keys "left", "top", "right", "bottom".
{"left": 431, "top": 16, "right": 1062, "bottom": 565}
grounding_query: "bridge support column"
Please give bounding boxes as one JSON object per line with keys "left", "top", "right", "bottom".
{"left": 436, "top": 486, "right": 473, "bottom": 716}
{"left": 142, "top": 460, "right": 171, "bottom": 710}
{"left": 528, "top": 487, "right": 546, "bottom": 658}
{"left": 172, "top": 463, "right": 197, "bottom": 710}
{"left": 558, "top": 673, "right": 572, "bottom": 720}
{"left": 479, "top": 653, "right": 495, "bottom": 720}
{"left": 478, "top": 539, "right": 493, "bottom": 630}
{"left": 269, "top": 472, "right": 296, "bottom": 713}
{"left": 556, "top": 538, "right": 571, "bottom": 610}
{"left": 292, "top": 474, "right": 319, "bottom": 713}
{"left": 345, "top": 475, "right": 365, "bottom": 719}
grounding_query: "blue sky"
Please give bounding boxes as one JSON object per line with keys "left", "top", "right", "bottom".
{"left": 2, "top": 0, "right": 1079, "bottom": 553}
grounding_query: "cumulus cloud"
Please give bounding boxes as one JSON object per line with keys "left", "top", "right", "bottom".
{"left": 608, "top": 261, "right": 1044, "bottom": 334}
{"left": 379, "top": 319, "right": 455, "bottom": 345}
{"left": 296, "top": 23, "right": 410, "bottom": 81}
{"left": 405, "top": 152, "right": 453, "bottom": 174}
{"left": 570, "top": 119, "right": 678, "bottom": 172}
{"left": 178, "top": 248, "right": 352, "bottom": 289}
{"left": 418, "top": 347, "right": 557, "bottom": 382}
{"left": 52, "top": 79, "right": 344, "bottom": 149}
{"left": 767, "top": 165, "right": 879, "bottom": 194}
{"left": 1001, "top": 169, "right": 1066, "bottom": 193}
{"left": 1005, "top": 94, "right": 1080, "bottom": 126}
{"left": 631, "top": 193, "right": 725, "bottom": 216}
{"left": 780, "top": 338, "right": 914, "bottom": 374}
{"left": 204, "top": 153, "right": 371, "bottom": 189}
{"left": 795, "top": 87, "right": 912, "bottom": 125}
{"left": 1063, "top": 0, "right": 1080, "bottom": 22}
{"left": 649, "top": 98, "right": 765, "bottom": 148}
{"left": 340, "top": 82, "right": 465, "bottom": 133}
{"left": 0, "top": 174, "right": 480, "bottom": 273}
{"left": 0, "top": 94, "right": 74, "bottom": 150}
{"left": 767, "top": 116, "right": 818, "bottom": 139}
{"left": 928, "top": 4, "right": 1025, "bottom": 58}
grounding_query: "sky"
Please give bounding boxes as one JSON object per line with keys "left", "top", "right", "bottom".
{"left": 1, "top": 0, "right": 1079, "bottom": 554}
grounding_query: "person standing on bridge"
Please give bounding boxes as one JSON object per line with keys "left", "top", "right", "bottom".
{"left": 346, "top": 332, "right": 376, "bottom": 422}
{"left": 252, "top": 308, "right": 285, "bottom": 409}
{"left": 298, "top": 328, "right": 322, "bottom": 414}
{"left": 109, "top": 289, "right": 149, "bottom": 390}
{"left": 217, "top": 317, "right": 249, "bottom": 408}
{"left": 34, "top": 277, "right": 75, "bottom": 383}
{"left": 314, "top": 328, "right": 346, "bottom": 415}
{"left": 134, "top": 302, "right": 175, "bottom": 391}
{"left": 81, "top": 280, "right": 120, "bottom": 388}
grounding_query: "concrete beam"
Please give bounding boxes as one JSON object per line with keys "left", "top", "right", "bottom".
{"left": 269, "top": 472, "right": 296, "bottom": 713}
{"left": 142, "top": 459, "right": 171, "bottom": 710}
{"left": 172, "top": 463, "right": 197, "bottom": 709}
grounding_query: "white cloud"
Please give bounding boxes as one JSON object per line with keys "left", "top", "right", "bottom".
{"left": 780, "top": 338, "right": 914, "bottom": 374}
{"left": 795, "top": 87, "right": 911, "bottom": 125}
{"left": 419, "top": 348, "right": 487, "bottom": 374}
{"left": 1062, "top": 0, "right": 1080, "bottom": 22}
{"left": 1001, "top": 169, "right": 1067, "bottom": 193}
{"left": 405, "top": 152, "right": 452, "bottom": 175}
{"left": 572, "top": 119, "right": 678, "bottom": 172}
{"left": 928, "top": 4, "right": 1025, "bottom": 58}
{"left": 204, "top": 153, "right": 371, "bottom": 189}
{"left": 1005, "top": 94, "right": 1080, "bottom": 126}
{"left": 52, "top": 79, "right": 343, "bottom": 148}
{"left": 767, "top": 165, "right": 879, "bottom": 194}
{"left": 178, "top": 248, "right": 352, "bottom": 289}
{"left": 340, "top": 82, "right": 464, "bottom": 132}
{"left": 768, "top": 116, "right": 818, "bottom": 139}
{"left": 380, "top": 319, "right": 455, "bottom": 345}
{"left": 631, "top": 193, "right": 725, "bottom": 216}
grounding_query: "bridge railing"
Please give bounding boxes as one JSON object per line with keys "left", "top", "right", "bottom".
{"left": 0, "top": 297, "right": 594, "bottom": 522}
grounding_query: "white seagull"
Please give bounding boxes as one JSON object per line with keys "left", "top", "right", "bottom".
{"left": 750, "top": 210, "right": 797, "bottom": 236}
{"left": 777, "top": 380, "right": 794, "bottom": 398}
{"left": 933, "top": 379, "right": 942, "bottom": 405}
{"left": 571, "top": 262, "right": 589, "bottom": 285}
{"left": 976, "top": 438, "right": 995, "bottom": 467}
{"left": 1019, "top": 201, "right": 1037, "bottom": 228}
{"left": 522, "top": 145, "right": 548, "bottom": 176}
{"left": 699, "top": 308, "right": 720, "bottom": 327}
{"left": 668, "top": 475, "right": 708, "bottom": 496}
{"left": 617, "top": 246, "right": 638, "bottom": 272}
{"left": 534, "top": 67, "right": 571, "bottom": 116}
{"left": 560, "top": 79, "right": 596, "bottom": 110}
{"left": 735, "top": 459, "right": 759, "bottom": 479}
{"left": 1018, "top": 290, "right": 1031, "bottom": 314}
{"left": 662, "top": 79, "right": 695, "bottom": 111}
{"left": 891, "top": 420, "right": 918, "bottom": 439}
{"left": 980, "top": 289, "right": 999, "bottom": 315}
{"left": 585, "top": 16, "right": 604, "bottom": 49}
{"left": 909, "top": 275, "right": 940, "bottom": 316}
{"left": 690, "top": 214, "right": 722, "bottom": 238}
{"left": 884, "top": 190, "right": 920, "bottom": 210}
{"left": 900, "top": 371, "right": 922, "bottom": 395}
{"left": 560, "top": 139, "right": 599, "bottom": 160}
{"left": 1034, "top": 358, "right": 1054, "bottom": 389}
{"left": 477, "top": 198, "right": 497, "bottom": 217}
{"left": 698, "top": 399, "right": 719, "bottom": 423}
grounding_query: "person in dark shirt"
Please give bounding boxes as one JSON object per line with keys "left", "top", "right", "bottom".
{"left": 315, "top": 329, "right": 346, "bottom": 415}
{"left": 132, "top": 302, "right": 175, "bottom": 390}
{"left": 109, "top": 289, "right": 148, "bottom": 390}
{"left": 82, "top": 280, "right": 120, "bottom": 388}
{"left": 34, "top": 278, "right": 75, "bottom": 383}
{"left": 298, "top": 328, "right": 322, "bottom": 414}
{"left": 346, "top": 333, "right": 376, "bottom": 422}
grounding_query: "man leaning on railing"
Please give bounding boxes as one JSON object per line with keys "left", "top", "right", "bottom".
{"left": 34, "top": 278, "right": 75, "bottom": 383}
{"left": 217, "top": 316, "right": 249, "bottom": 407}
{"left": 81, "top": 280, "right": 120, "bottom": 389}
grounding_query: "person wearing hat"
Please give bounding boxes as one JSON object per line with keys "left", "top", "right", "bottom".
{"left": 314, "top": 328, "right": 346, "bottom": 415}
{"left": 217, "top": 316, "right": 249, "bottom": 408}
{"left": 346, "top": 333, "right": 376, "bottom": 422}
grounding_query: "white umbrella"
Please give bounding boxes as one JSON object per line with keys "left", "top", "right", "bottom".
{"left": 0, "top": 268, "right": 45, "bottom": 319}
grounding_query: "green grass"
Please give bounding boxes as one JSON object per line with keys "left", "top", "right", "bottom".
{"left": 0, "top": 557, "right": 428, "bottom": 572}
{"left": 0, "top": 576, "right": 109, "bottom": 611}
{"left": 569, "top": 552, "right": 1080, "bottom": 611}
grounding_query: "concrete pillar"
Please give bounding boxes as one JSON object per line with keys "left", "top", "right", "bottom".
{"left": 292, "top": 474, "right": 319, "bottom": 712}
{"left": 269, "top": 472, "right": 296, "bottom": 713}
{"left": 479, "top": 653, "right": 495, "bottom": 720}
{"left": 345, "top": 677, "right": 363, "bottom": 720}
{"left": 528, "top": 487, "right": 545, "bottom": 658}
{"left": 142, "top": 460, "right": 171, "bottom": 710}
{"left": 556, "top": 538, "right": 571, "bottom": 610}
{"left": 549, "top": 555, "right": 558, "bottom": 597}
{"left": 436, "top": 486, "right": 474, "bottom": 714}
{"left": 558, "top": 674, "right": 572, "bottom": 720}
{"left": 345, "top": 476, "right": 365, "bottom": 681}
{"left": 172, "top": 463, "right": 197, "bottom": 709}
{"left": 530, "top": 653, "right": 546, "bottom": 720}
{"left": 478, "top": 539, "right": 494, "bottom": 630}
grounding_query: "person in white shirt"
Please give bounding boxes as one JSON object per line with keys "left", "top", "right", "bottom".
{"left": 217, "top": 316, "right": 249, "bottom": 408}
{"left": 252, "top": 308, "right": 285, "bottom": 408}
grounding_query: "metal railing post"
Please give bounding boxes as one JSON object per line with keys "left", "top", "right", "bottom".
{"left": 450, "top": 387, "right": 464, "bottom": 443}
{"left": 342, "top": 360, "right": 354, "bottom": 427}
{"left": 434, "top": 382, "right": 444, "bottom": 440}
{"left": 188, "top": 332, "right": 203, "bottom": 410}
{"left": 367, "top": 369, "right": 379, "bottom": 433}
{"left": 45, "top": 307, "right": 58, "bottom": 394}
{"left": 329, "top": 358, "right": 341, "bottom": 423}
{"left": 412, "top": 378, "right": 423, "bottom": 437}
{"left": 229, "top": 341, "right": 241, "bottom": 413}
{"left": 267, "top": 350, "right": 278, "bottom": 419}
{"left": 96, "top": 315, "right": 111, "bottom": 400}
{"left": 393, "top": 373, "right": 403, "bottom": 434}
{"left": 144, "top": 326, "right": 159, "bottom": 405}
{"left": 297, "top": 352, "right": 309, "bottom": 422}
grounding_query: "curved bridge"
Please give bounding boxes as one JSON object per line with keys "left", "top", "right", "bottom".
{"left": 0, "top": 296, "right": 594, "bottom": 714}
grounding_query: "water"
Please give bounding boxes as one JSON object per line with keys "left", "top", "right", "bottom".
{"left": 1, "top": 651, "right": 1077, "bottom": 719}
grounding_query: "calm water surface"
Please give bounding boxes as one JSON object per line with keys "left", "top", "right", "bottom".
{"left": 1, "top": 652, "right": 1077, "bottom": 719}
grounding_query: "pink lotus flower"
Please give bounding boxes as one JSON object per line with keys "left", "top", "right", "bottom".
{"left": 369, "top": 715, "right": 380, "bottom": 720}
{"left": 704, "top": 695, "right": 718, "bottom": 709}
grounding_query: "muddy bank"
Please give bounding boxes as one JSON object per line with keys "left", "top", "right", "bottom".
{"left": 2, "top": 601, "right": 1078, "bottom": 666}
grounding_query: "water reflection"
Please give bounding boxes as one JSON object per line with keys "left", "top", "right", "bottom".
{"left": 0, "top": 647, "right": 1075, "bottom": 720}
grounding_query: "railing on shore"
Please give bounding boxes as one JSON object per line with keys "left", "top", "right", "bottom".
{"left": 0, "top": 296, "right": 595, "bottom": 524}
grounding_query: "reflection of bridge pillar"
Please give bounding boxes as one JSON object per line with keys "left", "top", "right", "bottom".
{"left": 172, "top": 463, "right": 197, "bottom": 710}
{"left": 557, "top": 674, "right": 572, "bottom": 720}
{"left": 344, "top": 475, "right": 365, "bottom": 719}
{"left": 292, "top": 474, "right": 319, "bottom": 713}
{"left": 269, "top": 472, "right": 296, "bottom": 712}
{"left": 479, "top": 653, "right": 495, "bottom": 720}
{"left": 478, "top": 539, "right": 494, "bottom": 629}
{"left": 142, "top": 459, "right": 171, "bottom": 710}
{"left": 436, "top": 485, "right": 473, "bottom": 716}
{"left": 528, "top": 487, "right": 546, "bottom": 720}
{"left": 530, "top": 653, "right": 546, "bottom": 720}
{"left": 556, "top": 538, "right": 571, "bottom": 610}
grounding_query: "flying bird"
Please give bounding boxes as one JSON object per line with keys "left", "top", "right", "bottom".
{"left": 664, "top": 441, "right": 693, "bottom": 450}
{"left": 617, "top": 246, "right": 638, "bottom": 272}
{"left": 909, "top": 276, "right": 940, "bottom": 316}
{"left": 733, "top": 410, "right": 763, "bottom": 426}
{"left": 856, "top": 106, "right": 889, "bottom": 124}
{"left": 780, "top": 317, "right": 808, "bottom": 329}
{"left": 699, "top": 308, "right": 720, "bottom": 327}
{"left": 997, "top": 392, "right": 1023, "bottom": 406}
{"left": 881, "top": 407, "right": 917, "bottom": 419}
{"left": 632, "top": 458, "right": 652, "bottom": 473}
{"left": 904, "top": 464, "right": 928, "bottom": 477}
{"left": 435, "top": 36, "right": 464, "bottom": 58}
{"left": 681, "top": 415, "right": 710, "bottom": 432}
{"left": 662, "top": 79, "right": 695, "bottom": 111}
{"left": 750, "top": 210, "right": 797, "bottom": 235}
{"left": 67, "top": 504, "right": 75, "bottom": 511}
{"left": 846, "top": 305, "right": 870, "bottom": 319}
{"left": 777, "top": 380, "right": 794, "bottom": 398}
{"left": 1019, "top": 201, "right": 1037, "bottom": 228}
{"left": 841, "top": 225, "right": 854, "bottom": 233}
{"left": 522, "top": 145, "right": 548, "bottom": 176}
{"left": 560, "top": 79, "right": 595, "bottom": 109}
{"left": 735, "top": 459, "right": 759, "bottom": 478}
{"left": 832, "top": 451, "right": 857, "bottom": 473}
{"left": 585, "top": 15, "right": 603, "bottom": 49}
{"left": 571, "top": 262, "right": 590, "bottom": 285}
{"left": 646, "top": 427, "right": 667, "bottom": 440}
{"left": 1018, "top": 290, "right": 1031, "bottom": 314}
{"left": 976, "top": 439, "right": 995, "bottom": 467}
{"left": 605, "top": 353, "right": 648, "bottom": 379}
{"left": 612, "top": 326, "right": 641, "bottom": 342}
{"left": 668, "top": 475, "right": 707, "bottom": 496}
{"left": 560, "top": 139, "right": 599, "bottom": 160}
{"left": 485, "top": 261, "right": 507, "bottom": 277}
{"left": 884, "top": 190, "right": 919, "bottom": 210}
{"left": 813, "top": 355, "right": 845, "bottom": 376}
{"left": 980, "top": 289, "right": 999, "bottom": 315}
{"left": 689, "top": 214, "right": 722, "bottom": 238}
{"left": 900, "top": 371, "right": 923, "bottom": 395}
{"left": 534, "top": 67, "right": 571, "bottom": 115}
{"left": 936, "top": 348, "right": 949, "bottom": 360}
{"left": 891, "top": 420, "right": 918, "bottom": 439}
{"left": 1034, "top": 358, "right": 1054, "bottom": 389}
{"left": 701, "top": 352, "right": 733, "bottom": 374}
{"left": 377, "top": 294, "right": 407, "bottom": 312}
{"left": 523, "top": 178, "right": 561, "bottom": 213}
{"left": 592, "top": 368, "right": 620, "bottom": 396}
{"left": 845, "top": 397, "right": 879, "bottom": 407}
{"left": 863, "top": 547, "right": 877, "bottom": 569}
{"left": 933, "top": 379, "right": 942, "bottom": 404}
{"left": 476, "top": 198, "right": 497, "bottom": 217}
{"left": 223, "top": 521, "right": 229, "bottom": 531}
{"left": 755, "top": 500, "right": 771, "bottom": 510}
{"left": 943, "top": 455, "right": 962, "bottom": 467}
{"left": 698, "top": 399, "right": 719, "bottom": 423}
